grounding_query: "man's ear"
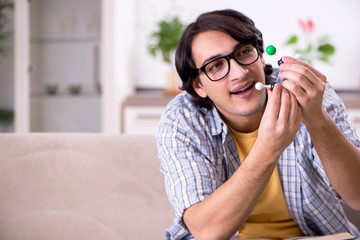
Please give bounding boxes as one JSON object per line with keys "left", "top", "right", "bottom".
{"left": 192, "top": 78, "right": 208, "bottom": 98}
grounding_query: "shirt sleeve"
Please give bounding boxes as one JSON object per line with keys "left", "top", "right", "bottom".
{"left": 311, "top": 82, "right": 360, "bottom": 200}
{"left": 322, "top": 82, "right": 360, "bottom": 148}
{"left": 156, "top": 103, "right": 222, "bottom": 222}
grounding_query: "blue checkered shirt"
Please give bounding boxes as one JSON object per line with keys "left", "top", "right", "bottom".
{"left": 156, "top": 82, "right": 360, "bottom": 239}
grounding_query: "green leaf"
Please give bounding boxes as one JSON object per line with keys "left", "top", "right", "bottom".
{"left": 295, "top": 46, "right": 312, "bottom": 55}
{"left": 319, "top": 55, "right": 330, "bottom": 63}
{"left": 318, "top": 43, "right": 335, "bottom": 56}
{"left": 0, "top": 108, "right": 14, "bottom": 127}
{"left": 0, "top": 0, "right": 13, "bottom": 56}
{"left": 148, "top": 46, "right": 156, "bottom": 57}
{"left": 304, "top": 43, "right": 313, "bottom": 54}
{"left": 285, "top": 35, "right": 298, "bottom": 45}
{"left": 317, "top": 35, "right": 331, "bottom": 44}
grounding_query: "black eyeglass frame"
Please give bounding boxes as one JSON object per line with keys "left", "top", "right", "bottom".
{"left": 195, "top": 42, "right": 260, "bottom": 82}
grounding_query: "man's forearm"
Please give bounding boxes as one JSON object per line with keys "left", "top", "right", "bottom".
{"left": 183, "top": 146, "right": 279, "bottom": 240}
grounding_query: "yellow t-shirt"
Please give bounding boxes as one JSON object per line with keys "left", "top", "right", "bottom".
{"left": 228, "top": 127, "right": 303, "bottom": 239}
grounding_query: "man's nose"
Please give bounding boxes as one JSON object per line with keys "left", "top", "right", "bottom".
{"left": 227, "top": 58, "right": 249, "bottom": 80}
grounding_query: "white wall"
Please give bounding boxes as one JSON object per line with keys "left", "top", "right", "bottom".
{"left": 134, "top": 0, "right": 360, "bottom": 91}
{"left": 101, "top": 0, "right": 135, "bottom": 133}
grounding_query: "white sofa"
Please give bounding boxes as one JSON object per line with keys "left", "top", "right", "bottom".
{"left": 0, "top": 133, "right": 359, "bottom": 240}
{"left": 0, "top": 134, "right": 173, "bottom": 240}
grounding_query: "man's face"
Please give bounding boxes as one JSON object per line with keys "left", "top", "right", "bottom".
{"left": 191, "top": 31, "right": 267, "bottom": 130}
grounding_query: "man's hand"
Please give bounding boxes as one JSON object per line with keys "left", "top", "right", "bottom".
{"left": 279, "top": 56, "right": 327, "bottom": 126}
{"left": 256, "top": 83, "right": 302, "bottom": 157}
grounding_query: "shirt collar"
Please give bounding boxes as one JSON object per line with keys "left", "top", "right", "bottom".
{"left": 210, "top": 107, "right": 228, "bottom": 136}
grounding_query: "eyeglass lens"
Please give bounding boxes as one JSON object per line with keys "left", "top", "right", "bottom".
{"left": 204, "top": 44, "right": 258, "bottom": 81}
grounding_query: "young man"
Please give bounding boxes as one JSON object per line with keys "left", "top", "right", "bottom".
{"left": 156, "top": 9, "right": 360, "bottom": 240}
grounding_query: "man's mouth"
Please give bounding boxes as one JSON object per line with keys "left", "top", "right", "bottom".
{"left": 230, "top": 82, "right": 255, "bottom": 95}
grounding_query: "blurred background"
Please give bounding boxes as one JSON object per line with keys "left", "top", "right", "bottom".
{"left": 0, "top": 0, "right": 359, "bottom": 134}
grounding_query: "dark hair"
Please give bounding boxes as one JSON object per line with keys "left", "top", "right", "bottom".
{"left": 175, "top": 9, "right": 273, "bottom": 109}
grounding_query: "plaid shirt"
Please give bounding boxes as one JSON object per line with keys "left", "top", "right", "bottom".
{"left": 156, "top": 82, "right": 360, "bottom": 239}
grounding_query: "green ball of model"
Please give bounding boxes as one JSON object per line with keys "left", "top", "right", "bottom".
{"left": 266, "top": 45, "right": 277, "bottom": 55}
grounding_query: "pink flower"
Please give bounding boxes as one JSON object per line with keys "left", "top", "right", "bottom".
{"left": 298, "top": 18, "right": 314, "bottom": 34}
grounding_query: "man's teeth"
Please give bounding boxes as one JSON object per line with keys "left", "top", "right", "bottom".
{"left": 235, "top": 83, "right": 253, "bottom": 93}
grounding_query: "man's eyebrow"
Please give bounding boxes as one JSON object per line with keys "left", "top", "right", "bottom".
{"left": 234, "top": 42, "right": 244, "bottom": 50}
{"left": 201, "top": 54, "right": 223, "bottom": 67}
{"left": 200, "top": 42, "right": 245, "bottom": 67}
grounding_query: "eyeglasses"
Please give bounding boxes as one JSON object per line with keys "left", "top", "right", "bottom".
{"left": 196, "top": 43, "right": 260, "bottom": 81}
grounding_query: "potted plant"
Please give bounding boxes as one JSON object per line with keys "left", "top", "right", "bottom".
{"left": 284, "top": 18, "right": 335, "bottom": 65}
{"left": 0, "top": 0, "right": 14, "bottom": 132}
{"left": 148, "top": 16, "right": 184, "bottom": 94}
{"left": 0, "top": 108, "right": 14, "bottom": 132}
{"left": 0, "top": 0, "right": 14, "bottom": 55}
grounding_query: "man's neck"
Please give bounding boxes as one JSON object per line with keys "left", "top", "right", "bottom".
{"left": 219, "top": 104, "right": 265, "bottom": 133}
